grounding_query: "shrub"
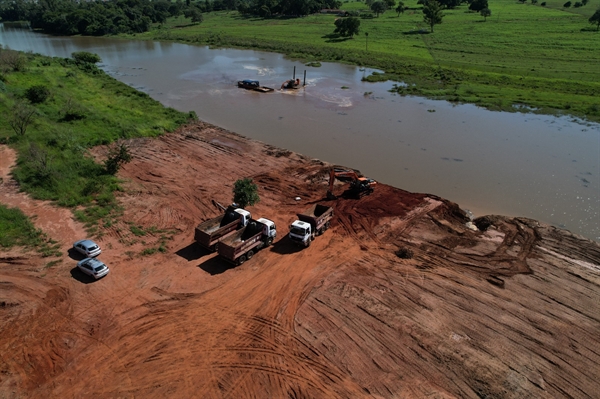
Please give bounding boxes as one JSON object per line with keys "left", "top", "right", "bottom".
{"left": 25, "top": 85, "right": 50, "bottom": 104}
{"left": 563, "top": 1, "right": 571, "bottom": 7}
{"left": 541, "top": 1, "right": 546, "bottom": 5}
{"left": 104, "top": 142, "right": 132, "bottom": 175}
{"left": 71, "top": 51, "right": 102, "bottom": 64}
{"left": 573, "top": 1, "right": 582, "bottom": 6}
{"left": 232, "top": 178, "right": 260, "bottom": 208}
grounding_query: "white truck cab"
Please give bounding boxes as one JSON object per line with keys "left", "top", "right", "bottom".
{"left": 289, "top": 220, "right": 312, "bottom": 246}
{"left": 256, "top": 217, "right": 277, "bottom": 241}
{"left": 234, "top": 208, "right": 252, "bottom": 227}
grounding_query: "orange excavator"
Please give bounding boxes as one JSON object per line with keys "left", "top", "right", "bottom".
{"left": 327, "top": 167, "right": 377, "bottom": 199}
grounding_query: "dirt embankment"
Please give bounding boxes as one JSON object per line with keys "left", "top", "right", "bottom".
{"left": 1, "top": 122, "right": 599, "bottom": 398}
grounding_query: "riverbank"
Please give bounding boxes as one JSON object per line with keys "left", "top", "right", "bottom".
{"left": 1, "top": 121, "right": 599, "bottom": 398}
{"left": 126, "top": 0, "right": 600, "bottom": 123}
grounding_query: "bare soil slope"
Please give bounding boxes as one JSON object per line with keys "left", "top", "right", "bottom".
{"left": 1, "top": 122, "right": 599, "bottom": 398}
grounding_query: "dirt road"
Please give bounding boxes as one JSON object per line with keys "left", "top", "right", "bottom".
{"left": 1, "top": 122, "right": 599, "bottom": 398}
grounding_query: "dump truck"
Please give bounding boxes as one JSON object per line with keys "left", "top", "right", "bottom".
{"left": 194, "top": 206, "right": 252, "bottom": 251}
{"left": 217, "top": 218, "right": 277, "bottom": 265}
{"left": 288, "top": 204, "right": 334, "bottom": 247}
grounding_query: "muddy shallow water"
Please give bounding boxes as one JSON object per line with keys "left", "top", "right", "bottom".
{"left": 1, "top": 24, "right": 598, "bottom": 240}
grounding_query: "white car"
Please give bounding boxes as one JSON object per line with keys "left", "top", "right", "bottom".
{"left": 77, "top": 258, "right": 109, "bottom": 279}
{"left": 73, "top": 239, "right": 101, "bottom": 258}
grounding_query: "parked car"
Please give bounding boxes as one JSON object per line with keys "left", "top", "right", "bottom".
{"left": 73, "top": 239, "right": 101, "bottom": 258}
{"left": 77, "top": 258, "right": 109, "bottom": 279}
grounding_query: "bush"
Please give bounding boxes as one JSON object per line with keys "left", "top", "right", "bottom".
{"left": 25, "top": 85, "right": 50, "bottom": 104}
{"left": 104, "top": 142, "right": 132, "bottom": 175}
{"left": 232, "top": 178, "right": 260, "bottom": 208}
{"left": 573, "top": 1, "right": 582, "bottom": 6}
{"left": 541, "top": 1, "right": 546, "bottom": 5}
{"left": 563, "top": 1, "right": 571, "bottom": 7}
{"left": 71, "top": 51, "right": 102, "bottom": 64}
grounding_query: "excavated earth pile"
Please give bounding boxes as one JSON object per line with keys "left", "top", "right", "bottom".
{"left": 1, "top": 121, "right": 599, "bottom": 398}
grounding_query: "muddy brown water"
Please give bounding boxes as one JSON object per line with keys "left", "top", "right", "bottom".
{"left": 1, "top": 24, "right": 598, "bottom": 241}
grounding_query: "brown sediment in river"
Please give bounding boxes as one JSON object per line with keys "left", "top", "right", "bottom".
{"left": 1, "top": 121, "right": 599, "bottom": 398}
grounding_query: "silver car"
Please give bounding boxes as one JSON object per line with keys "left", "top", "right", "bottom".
{"left": 73, "top": 239, "right": 102, "bottom": 258}
{"left": 77, "top": 258, "right": 109, "bottom": 279}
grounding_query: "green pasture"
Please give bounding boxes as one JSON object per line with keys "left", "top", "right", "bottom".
{"left": 131, "top": 0, "right": 600, "bottom": 120}
{"left": 0, "top": 52, "right": 193, "bottom": 246}
{"left": 0, "top": 204, "right": 61, "bottom": 256}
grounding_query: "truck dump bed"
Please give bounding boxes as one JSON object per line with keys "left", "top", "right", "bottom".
{"left": 218, "top": 220, "right": 265, "bottom": 261}
{"left": 194, "top": 208, "right": 242, "bottom": 249}
{"left": 297, "top": 204, "right": 334, "bottom": 230}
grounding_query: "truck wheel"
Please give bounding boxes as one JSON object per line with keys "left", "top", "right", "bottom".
{"left": 247, "top": 250, "right": 254, "bottom": 260}
{"left": 324, "top": 222, "right": 330, "bottom": 230}
{"left": 266, "top": 237, "right": 273, "bottom": 246}
{"left": 237, "top": 255, "right": 247, "bottom": 265}
{"left": 305, "top": 238, "right": 311, "bottom": 247}
{"left": 212, "top": 243, "right": 219, "bottom": 252}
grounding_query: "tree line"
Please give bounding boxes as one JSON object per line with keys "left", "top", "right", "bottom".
{"left": 0, "top": 0, "right": 183, "bottom": 35}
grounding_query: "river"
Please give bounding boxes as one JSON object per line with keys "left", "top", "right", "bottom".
{"left": 1, "top": 24, "right": 598, "bottom": 241}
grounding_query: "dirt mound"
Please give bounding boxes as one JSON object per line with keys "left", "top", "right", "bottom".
{"left": 1, "top": 122, "right": 599, "bottom": 398}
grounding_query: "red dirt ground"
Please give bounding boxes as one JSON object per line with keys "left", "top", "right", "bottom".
{"left": 1, "top": 122, "right": 599, "bottom": 398}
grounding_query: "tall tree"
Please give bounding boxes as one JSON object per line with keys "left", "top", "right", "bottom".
{"left": 395, "top": 1, "right": 405, "bottom": 15}
{"left": 590, "top": 8, "right": 600, "bottom": 31}
{"left": 334, "top": 16, "right": 360, "bottom": 37}
{"left": 371, "top": 1, "right": 386, "bottom": 16}
{"left": 423, "top": 0, "right": 443, "bottom": 32}
{"left": 469, "top": 0, "right": 488, "bottom": 11}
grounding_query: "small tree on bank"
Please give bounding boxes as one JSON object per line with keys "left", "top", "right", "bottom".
{"left": 371, "top": 1, "right": 387, "bottom": 17}
{"left": 9, "top": 101, "right": 37, "bottom": 137}
{"left": 334, "top": 17, "right": 361, "bottom": 37}
{"left": 480, "top": 8, "right": 491, "bottom": 21}
{"left": 104, "top": 142, "right": 132, "bottom": 175}
{"left": 233, "top": 178, "right": 260, "bottom": 208}
{"left": 423, "top": 0, "right": 444, "bottom": 32}
{"left": 469, "top": 0, "right": 488, "bottom": 12}
{"left": 396, "top": 1, "right": 405, "bottom": 15}
{"left": 590, "top": 8, "right": 600, "bottom": 30}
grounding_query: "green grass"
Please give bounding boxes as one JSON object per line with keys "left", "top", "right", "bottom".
{"left": 126, "top": 0, "right": 600, "bottom": 121}
{"left": 0, "top": 204, "right": 61, "bottom": 256}
{"left": 0, "top": 51, "right": 194, "bottom": 246}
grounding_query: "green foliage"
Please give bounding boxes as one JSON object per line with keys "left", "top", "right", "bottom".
{"left": 563, "top": 1, "right": 572, "bottom": 7}
{"left": 104, "top": 142, "right": 132, "bottom": 175}
{"left": 423, "top": 0, "right": 444, "bottom": 32}
{"left": 25, "top": 85, "right": 50, "bottom": 104}
{"left": 480, "top": 8, "right": 491, "bottom": 20}
{"left": 469, "top": 0, "right": 488, "bottom": 12}
{"left": 395, "top": 2, "right": 406, "bottom": 15}
{"left": 0, "top": 204, "right": 61, "bottom": 256}
{"left": 72, "top": 51, "right": 102, "bottom": 64}
{"left": 184, "top": 7, "right": 204, "bottom": 23}
{"left": 371, "top": 1, "right": 387, "bottom": 16}
{"left": 0, "top": 53, "right": 192, "bottom": 242}
{"left": 334, "top": 16, "right": 361, "bottom": 37}
{"left": 232, "top": 178, "right": 260, "bottom": 208}
{"left": 590, "top": 8, "right": 600, "bottom": 30}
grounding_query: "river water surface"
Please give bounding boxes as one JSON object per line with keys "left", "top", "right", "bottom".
{"left": 1, "top": 24, "right": 598, "bottom": 241}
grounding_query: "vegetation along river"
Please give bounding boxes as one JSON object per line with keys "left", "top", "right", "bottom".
{"left": 1, "top": 24, "right": 598, "bottom": 241}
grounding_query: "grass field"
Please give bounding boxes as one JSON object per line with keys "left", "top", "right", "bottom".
{"left": 0, "top": 51, "right": 194, "bottom": 245}
{"left": 0, "top": 204, "right": 61, "bottom": 256}
{"left": 128, "top": 0, "right": 600, "bottom": 121}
